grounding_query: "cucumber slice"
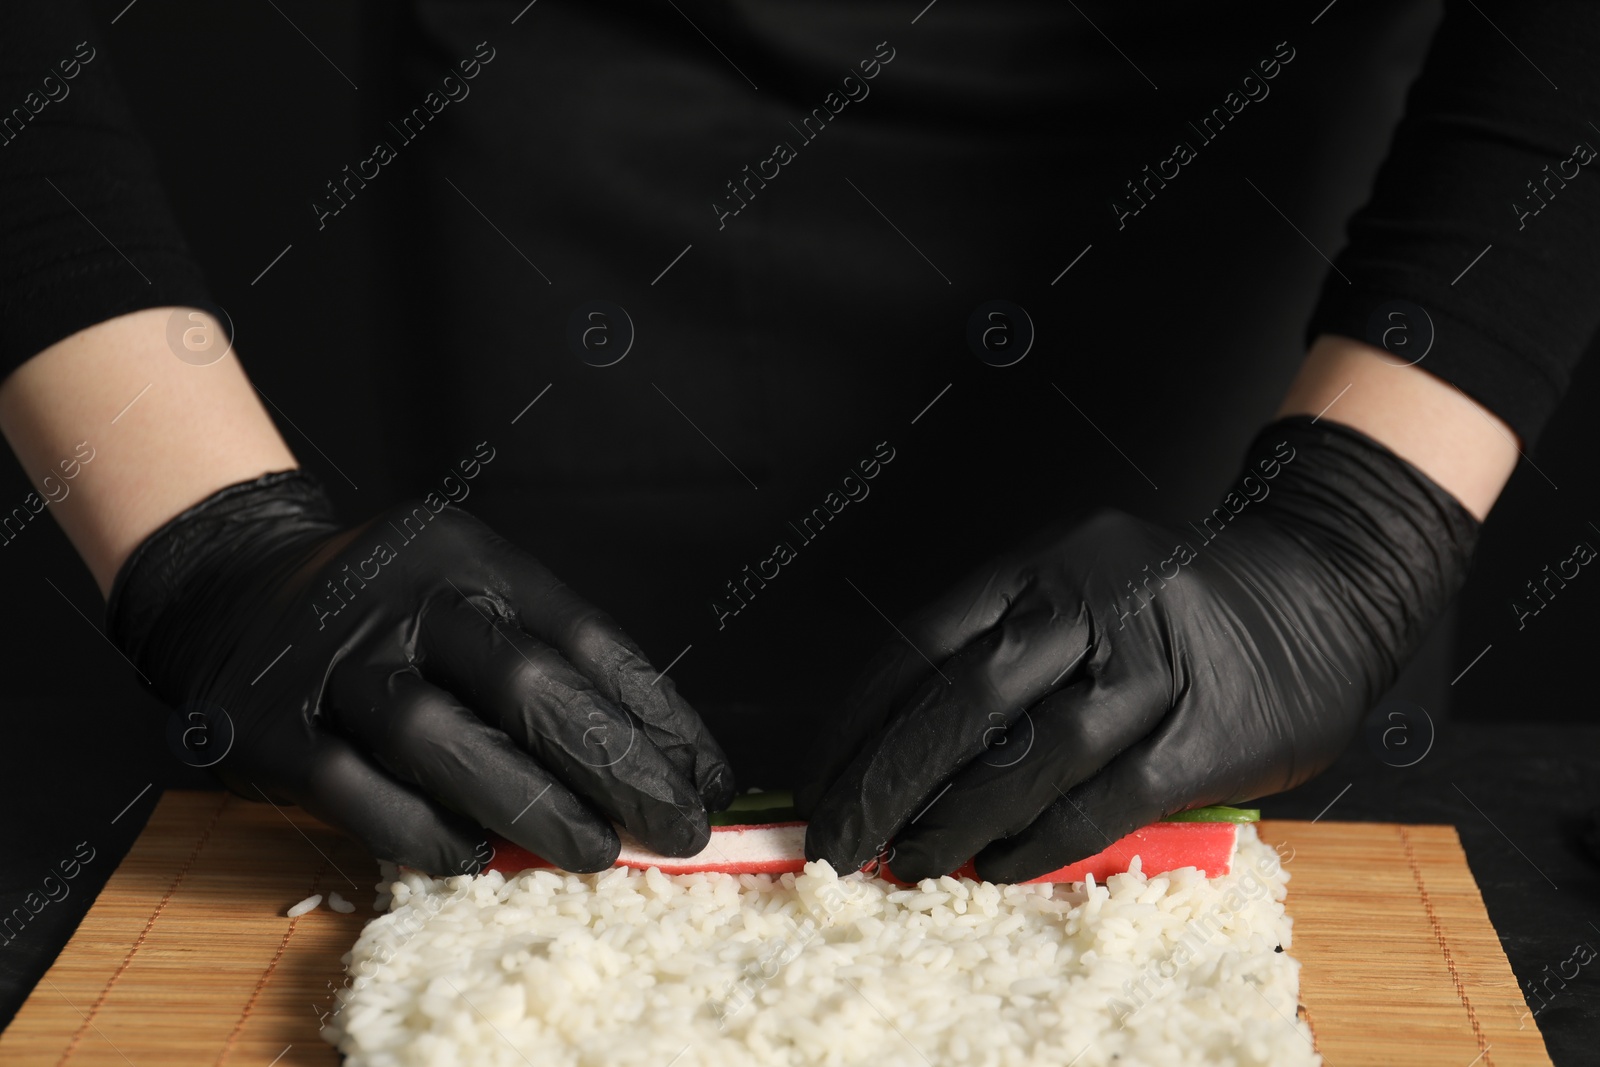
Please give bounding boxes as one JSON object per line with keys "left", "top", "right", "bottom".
{"left": 706, "top": 793, "right": 1258, "bottom": 828}
{"left": 1162, "top": 805, "right": 1260, "bottom": 823}
{"left": 708, "top": 789, "right": 798, "bottom": 826}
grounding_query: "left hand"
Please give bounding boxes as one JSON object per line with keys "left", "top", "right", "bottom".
{"left": 797, "top": 417, "right": 1478, "bottom": 883}
{"left": 107, "top": 473, "right": 733, "bottom": 875}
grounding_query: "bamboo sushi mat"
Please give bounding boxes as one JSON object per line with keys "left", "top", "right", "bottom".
{"left": 1, "top": 791, "right": 1553, "bottom": 1066}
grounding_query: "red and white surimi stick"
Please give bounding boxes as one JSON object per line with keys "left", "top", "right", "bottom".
{"left": 482, "top": 820, "right": 1238, "bottom": 883}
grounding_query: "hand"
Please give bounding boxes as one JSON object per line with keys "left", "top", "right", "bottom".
{"left": 107, "top": 471, "right": 734, "bottom": 874}
{"left": 798, "top": 417, "right": 1477, "bottom": 883}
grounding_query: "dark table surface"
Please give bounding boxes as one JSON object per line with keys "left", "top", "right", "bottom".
{"left": 4, "top": 718, "right": 1598, "bottom": 1063}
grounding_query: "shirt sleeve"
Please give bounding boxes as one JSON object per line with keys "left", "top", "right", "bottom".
{"left": 0, "top": 1, "right": 221, "bottom": 378}
{"left": 1305, "top": 0, "right": 1600, "bottom": 447}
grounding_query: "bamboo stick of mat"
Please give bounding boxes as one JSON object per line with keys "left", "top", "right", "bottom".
{"left": 0, "top": 792, "right": 1553, "bottom": 1065}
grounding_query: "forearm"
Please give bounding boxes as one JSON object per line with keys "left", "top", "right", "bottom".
{"left": 0, "top": 307, "right": 298, "bottom": 597}
{"left": 1277, "top": 333, "right": 1519, "bottom": 522}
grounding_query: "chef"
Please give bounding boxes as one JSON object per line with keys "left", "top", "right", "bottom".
{"left": 0, "top": 0, "right": 1594, "bottom": 884}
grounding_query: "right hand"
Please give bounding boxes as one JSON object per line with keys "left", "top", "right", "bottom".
{"left": 797, "top": 417, "right": 1478, "bottom": 883}
{"left": 108, "top": 471, "right": 734, "bottom": 874}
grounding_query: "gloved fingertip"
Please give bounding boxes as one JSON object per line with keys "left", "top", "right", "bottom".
{"left": 562, "top": 825, "right": 623, "bottom": 874}
{"left": 806, "top": 796, "right": 883, "bottom": 870}
{"left": 699, "top": 762, "right": 736, "bottom": 812}
{"left": 503, "top": 802, "right": 623, "bottom": 874}
{"left": 883, "top": 836, "right": 964, "bottom": 885}
{"left": 971, "top": 840, "right": 1044, "bottom": 885}
{"left": 648, "top": 802, "right": 711, "bottom": 858}
{"left": 370, "top": 822, "right": 484, "bottom": 878}
{"left": 972, "top": 810, "right": 1110, "bottom": 884}
{"left": 883, "top": 854, "right": 934, "bottom": 885}
{"left": 801, "top": 823, "right": 834, "bottom": 865}
{"left": 802, "top": 824, "right": 868, "bottom": 873}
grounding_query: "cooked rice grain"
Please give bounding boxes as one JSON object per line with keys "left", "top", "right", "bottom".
{"left": 325, "top": 825, "right": 1316, "bottom": 1067}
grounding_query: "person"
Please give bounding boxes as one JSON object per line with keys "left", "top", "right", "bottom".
{"left": 0, "top": 1, "right": 1594, "bottom": 884}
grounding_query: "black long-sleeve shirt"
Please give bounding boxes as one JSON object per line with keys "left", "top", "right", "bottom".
{"left": 2, "top": 1, "right": 1597, "bottom": 447}
{"left": 1301, "top": 0, "right": 1600, "bottom": 444}
{"left": 0, "top": 4, "right": 220, "bottom": 371}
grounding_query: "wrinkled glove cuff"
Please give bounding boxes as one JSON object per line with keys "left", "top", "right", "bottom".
{"left": 105, "top": 470, "right": 340, "bottom": 694}
{"left": 1242, "top": 414, "right": 1481, "bottom": 565}
{"left": 1234, "top": 415, "right": 1481, "bottom": 690}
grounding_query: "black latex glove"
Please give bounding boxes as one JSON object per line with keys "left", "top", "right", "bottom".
{"left": 798, "top": 416, "right": 1478, "bottom": 883}
{"left": 107, "top": 471, "right": 734, "bottom": 874}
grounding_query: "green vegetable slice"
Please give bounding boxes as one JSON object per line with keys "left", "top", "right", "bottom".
{"left": 1161, "top": 805, "right": 1260, "bottom": 823}
{"left": 706, "top": 793, "right": 1259, "bottom": 828}
{"left": 708, "top": 789, "right": 799, "bottom": 826}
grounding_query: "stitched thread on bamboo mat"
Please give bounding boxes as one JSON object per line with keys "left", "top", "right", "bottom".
{"left": 58, "top": 792, "right": 231, "bottom": 1066}
{"left": 1399, "top": 825, "right": 1493, "bottom": 1067}
{"left": 214, "top": 863, "right": 327, "bottom": 1066}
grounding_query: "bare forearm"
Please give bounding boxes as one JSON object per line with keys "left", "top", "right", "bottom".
{"left": 0, "top": 307, "right": 298, "bottom": 596}
{"left": 1277, "top": 334, "right": 1519, "bottom": 522}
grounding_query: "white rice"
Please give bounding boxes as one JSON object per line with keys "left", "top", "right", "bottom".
{"left": 329, "top": 890, "right": 357, "bottom": 914}
{"left": 287, "top": 893, "right": 323, "bottom": 918}
{"left": 323, "top": 826, "right": 1316, "bottom": 1067}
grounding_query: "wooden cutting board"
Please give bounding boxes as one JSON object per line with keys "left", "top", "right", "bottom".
{"left": 1, "top": 791, "right": 1552, "bottom": 1066}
